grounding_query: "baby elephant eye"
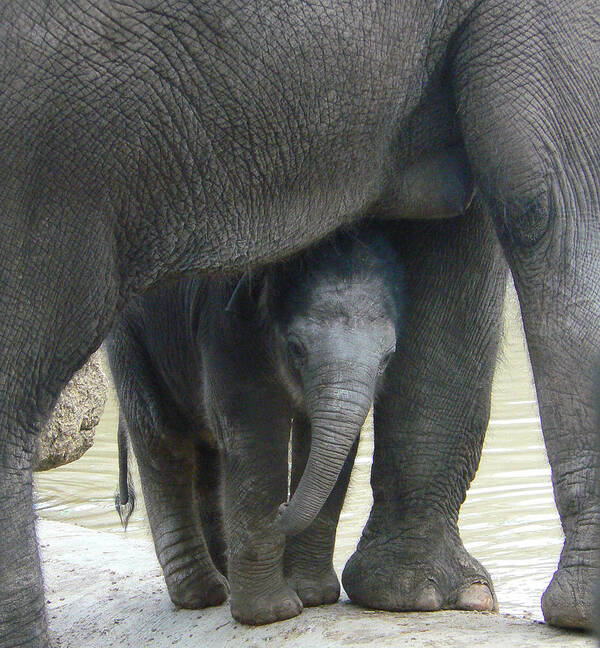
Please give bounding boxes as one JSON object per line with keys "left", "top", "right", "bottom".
{"left": 287, "top": 338, "right": 307, "bottom": 364}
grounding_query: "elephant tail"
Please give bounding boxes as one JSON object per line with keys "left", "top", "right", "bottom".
{"left": 114, "top": 413, "right": 136, "bottom": 530}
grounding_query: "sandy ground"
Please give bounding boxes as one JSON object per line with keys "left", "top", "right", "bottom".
{"left": 40, "top": 520, "right": 596, "bottom": 648}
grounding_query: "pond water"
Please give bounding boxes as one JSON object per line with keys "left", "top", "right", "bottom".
{"left": 34, "top": 282, "right": 562, "bottom": 621}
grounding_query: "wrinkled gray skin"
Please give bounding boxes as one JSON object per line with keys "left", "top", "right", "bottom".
{"left": 107, "top": 227, "right": 403, "bottom": 624}
{"left": 1, "top": 2, "right": 599, "bottom": 645}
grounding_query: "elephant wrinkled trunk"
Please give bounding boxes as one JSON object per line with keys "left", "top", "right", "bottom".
{"left": 276, "top": 386, "right": 372, "bottom": 536}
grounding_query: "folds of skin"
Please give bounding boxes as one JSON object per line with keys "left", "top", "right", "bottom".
{"left": 2, "top": 0, "right": 600, "bottom": 644}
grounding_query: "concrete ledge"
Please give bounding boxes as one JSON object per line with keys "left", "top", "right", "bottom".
{"left": 39, "top": 520, "right": 595, "bottom": 648}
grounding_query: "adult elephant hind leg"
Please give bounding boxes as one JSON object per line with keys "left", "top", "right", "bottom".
{"left": 490, "top": 169, "right": 600, "bottom": 631}
{"left": 342, "top": 213, "right": 506, "bottom": 613}
{"left": 452, "top": 1, "right": 600, "bottom": 628}
{"left": 284, "top": 413, "right": 358, "bottom": 607}
{"left": 0, "top": 217, "right": 119, "bottom": 648}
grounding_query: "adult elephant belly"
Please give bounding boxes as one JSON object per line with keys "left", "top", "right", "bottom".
{"left": 42, "top": 1, "right": 447, "bottom": 291}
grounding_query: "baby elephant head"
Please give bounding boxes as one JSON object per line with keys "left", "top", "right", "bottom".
{"left": 265, "top": 227, "right": 405, "bottom": 535}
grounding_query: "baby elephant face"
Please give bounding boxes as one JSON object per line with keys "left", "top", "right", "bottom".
{"left": 276, "top": 273, "right": 399, "bottom": 409}
{"left": 266, "top": 229, "right": 404, "bottom": 536}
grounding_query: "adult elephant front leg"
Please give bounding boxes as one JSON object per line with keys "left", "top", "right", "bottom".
{"left": 343, "top": 212, "right": 506, "bottom": 613}
{"left": 0, "top": 212, "right": 119, "bottom": 648}
{"left": 452, "top": 1, "right": 600, "bottom": 628}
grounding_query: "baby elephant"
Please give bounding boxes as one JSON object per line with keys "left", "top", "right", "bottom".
{"left": 107, "top": 224, "right": 404, "bottom": 625}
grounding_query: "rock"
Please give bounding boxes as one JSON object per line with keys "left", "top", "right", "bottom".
{"left": 35, "top": 351, "right": 108, "bottom": 471}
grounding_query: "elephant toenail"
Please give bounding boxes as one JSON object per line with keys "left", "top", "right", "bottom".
{"left": 415, "top": 586, "right": 443, "bottom": 610}
{"left": 457, "top": 583, "right": 496, "bottom": 612}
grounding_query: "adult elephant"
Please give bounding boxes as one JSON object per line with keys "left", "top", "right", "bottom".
{"left": 0, "top": 2, "right": 598, "bottom": 646}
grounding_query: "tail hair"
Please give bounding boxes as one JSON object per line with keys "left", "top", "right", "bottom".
{"left": 114, "top": 476, "right": 136, "bottom": 530}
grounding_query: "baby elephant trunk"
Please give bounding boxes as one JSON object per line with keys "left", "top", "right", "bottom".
{"left": 276, "top": 380, "right": 373, "bottom": 536}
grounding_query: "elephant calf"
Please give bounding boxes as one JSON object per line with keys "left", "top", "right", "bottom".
{"left": 107, "top": 224, "right": 404, "bottom": 625}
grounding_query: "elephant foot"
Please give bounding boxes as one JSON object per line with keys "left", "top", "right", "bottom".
{"left": 165, "top": 566, "right": 229, "bottom": 609}
{"left": 230, "top": 580, "right": 302, "bottom": 625}
{"left": 541, "top": 566, "right": 596, "bottom": 629}
{"left": 286, "top": 566, "right": 340, "bottom": 607}
{"left": 342, "top": 524, "right": 497, "bottom": 613}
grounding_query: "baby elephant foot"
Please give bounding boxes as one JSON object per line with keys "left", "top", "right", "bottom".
{"left": 165, "top": 566, "right": 229, "bottom": 609}
{"left": 342, "top": 522, "right": 497, "bottom": 613}
{"left": 286, "top": 567, "right": 340, "bottom": 607}
{"left": 230, "top": 582, "right": 303, "bottom": 625}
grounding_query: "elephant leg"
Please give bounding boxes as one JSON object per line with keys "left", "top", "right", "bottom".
{"left": 496, "top": 200, "right": 600, "bottom": 630}
{"left": 193, "top": 441, "right": 227, "bottom": 577}
{"left": 284, "top": 413, "right": 358, "bottom": 607}
{"left": 450, "top": 2, "right": 600, "bottom": 628}
{"left": 343, "top": 212, "right": 507, "bottom": 613}
{"left": 111, "top": 344, "right": 228, "bottom": 609}
{"left": 0, "top": 216, "right": 119, "bottom": 647}
{"left": 130, "top": 429, "right": 228, "bottom": 608}
{"left": 212, "top": 378, "right": 301, "bottom": 625}
{"left": 1, "top": 433, "right": 48, "bottom": 648}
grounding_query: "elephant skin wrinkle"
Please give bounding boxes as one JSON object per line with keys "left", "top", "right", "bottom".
{"left": 2, "top": 1, "right": 600, "bottom": 644}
